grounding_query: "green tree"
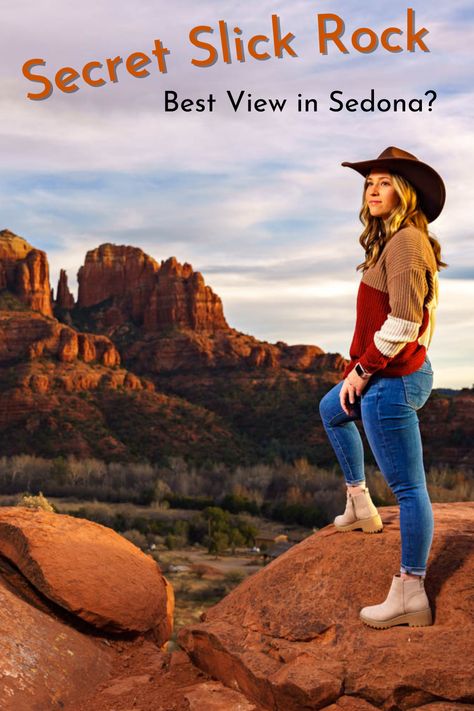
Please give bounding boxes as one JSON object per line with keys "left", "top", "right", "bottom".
{"left": 228, "top": 527, "right": 246, "bottom": 554}
{"left": 203, "top": 506, "right": 229, "bottom": 538}
{"left": 208, "top": 531, "right": 229, "bottom": 557}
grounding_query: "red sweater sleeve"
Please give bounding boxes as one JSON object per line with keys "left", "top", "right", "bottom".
{"left": 358, "top": 229, "right": 430, "bottom": 375}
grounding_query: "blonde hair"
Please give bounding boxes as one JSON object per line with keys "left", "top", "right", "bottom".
{"left": 356, "top": 172, "right": 448, "bottom": 272}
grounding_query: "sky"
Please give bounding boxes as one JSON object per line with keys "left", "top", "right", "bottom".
{"left": 1, "top": 1, "right": 473, "bottom": 387}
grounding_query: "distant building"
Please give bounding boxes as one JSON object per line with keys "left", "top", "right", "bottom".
{"left": 263, "top": 540, "right": 294, "bottom": 562}
{"left": 255, "top": 533, "right": 288, "bottom": 547}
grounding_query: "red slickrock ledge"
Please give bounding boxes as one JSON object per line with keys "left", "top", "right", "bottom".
{"left": 0, "top": 507, "right": 173, "bottom": 639}
{"left": 178, "top": 503, "right": 474, "bottom": 710}
{"left": 0, "top": 561, "right": 113, "bottom": 711}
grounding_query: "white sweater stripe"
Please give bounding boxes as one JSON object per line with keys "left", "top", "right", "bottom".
{"left": 374, "top": 315, "right": 420, "bottom": 357}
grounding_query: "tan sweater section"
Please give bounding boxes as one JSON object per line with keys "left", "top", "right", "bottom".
{"left": 344, "top": 225, "right": 439, "bottom": 377}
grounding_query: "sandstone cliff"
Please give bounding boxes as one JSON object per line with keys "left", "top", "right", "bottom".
{"left": 76, "top": 243, "right": 228, "bottom": 333}
{"left": 70, "top": 243, "right": 345, "bottom": 378}
{"left": 55, "top": 268, "right": 75, "bottom": 310}
{"left": 0, "top": 311, "right": 120, "bottom": 367}
{"left": 0, "top": 229, "right": 53, "bottom": 316}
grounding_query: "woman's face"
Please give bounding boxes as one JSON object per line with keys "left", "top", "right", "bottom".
{"left": 364, "top": 171, "right": 400, "bottom": 220}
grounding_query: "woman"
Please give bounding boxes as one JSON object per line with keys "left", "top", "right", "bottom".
{"left": 318, "top": 146, "right": 447, "bottom": 629}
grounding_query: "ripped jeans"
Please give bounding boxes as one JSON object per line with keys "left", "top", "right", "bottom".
{"left": 318, "top": 355, "right": 434, "bottom": 576}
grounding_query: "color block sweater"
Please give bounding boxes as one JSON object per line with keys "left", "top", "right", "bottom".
{"left": 343, "top": 225, "right": 439, "bottom": 378}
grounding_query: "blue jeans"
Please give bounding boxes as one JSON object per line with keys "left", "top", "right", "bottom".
{"left": 318, "top": 356, "right": 434, "bottom": 576}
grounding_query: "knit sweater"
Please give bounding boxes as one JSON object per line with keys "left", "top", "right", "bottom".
{"left": 343, "top": 225, "right": 439, "bottom": 378}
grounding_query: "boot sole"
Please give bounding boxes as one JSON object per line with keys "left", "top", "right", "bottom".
{"left": 334, "top": 514, "right": 383, "bottom": 534}
{"left": 360, "top": 608, "right": 433, "bottom": 629}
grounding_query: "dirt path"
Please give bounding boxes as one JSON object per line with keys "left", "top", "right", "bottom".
{"left": 177, "top": 548, "right": 263, "bottom": 575}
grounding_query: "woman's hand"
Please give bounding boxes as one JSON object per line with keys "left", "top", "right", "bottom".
{"left": 340, "top": 369, "right": 371, "bottom": 415}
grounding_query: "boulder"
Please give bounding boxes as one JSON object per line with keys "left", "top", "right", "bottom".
{"left": 0, "top": 562, "right": 112, "bottom": 710}
{"left": 0, "top": 508, "right": 173, "bottom": 640}
{"left": 178, "top": 503, "right": 474, "bottom": 710}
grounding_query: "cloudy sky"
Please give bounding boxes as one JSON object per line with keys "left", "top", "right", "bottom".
{"left": 1, "top": 0, "right": 473, "bottom": 387}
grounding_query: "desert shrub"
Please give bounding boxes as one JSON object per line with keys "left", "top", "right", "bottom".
{"left": 18, "top": 491, "right": 54, "bottom": 512}
{"left": 122, "top": 529, "right": 148, "bottom": 550}
{"left": 165, "top": 533, "right": 187, "bottom": 550}
{"left": 224, "top": 569, "right": 245, "bottom": 585}
{"left": 192, "top": 564, "right": 209, "bottom": 579}
{"left": 427, "top": 466, "right": 474, "bottom": 502}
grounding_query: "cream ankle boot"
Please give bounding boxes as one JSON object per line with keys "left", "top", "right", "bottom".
{"left": 334, "top": 486, "right": 383, "bottom": 533}
{"left": 360, "top": 574, "right": 433, "bottom": 629}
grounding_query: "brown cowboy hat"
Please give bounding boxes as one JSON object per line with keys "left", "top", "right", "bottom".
{"left": 341, "top": 146, "right": 446, "bottom": 222}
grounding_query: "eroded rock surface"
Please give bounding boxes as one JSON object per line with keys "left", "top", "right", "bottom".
{"left": 0, "top": 508, "right": 173, "bottom": 638}
{"left": 77, "top": 243, "right": 228, "bottom": 333}
{"left": 55, "top": 268, "right": 75, "bottom": 310}
{"left": 0, "top": 557, "right": 111, "bottom": 711}
{"left": 0, "top": 229, "right": 53, "bottom": 317}
{"left": 179, "top": 503, "right": 474, "bottom": 710}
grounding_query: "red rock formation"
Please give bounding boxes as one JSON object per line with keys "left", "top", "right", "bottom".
{"left": 55, "top": 268, "right": 75, "bottom": 309}
{"left": 144, "top": 257, "right": 228, "bottom": 332}
{"left": 77, "top": 243, "right": 229, "bottom": 332}
{"left": 0, "top": 562, "right": 112, "bottom": 711}
{"left": 77, "top": 243, "right": 160, "bottom": 316}
{"left": 0, "top": 311, "right": 120, "bottom": 368}
{"left": 69, "top": 242, "right": 347, "bottom": 380}
{"left": 0, "top": 524, "right": 265, "bottom": 711}
{"left": 0, "top": 507, "right": 173, "bottom": 638}
{"left": 178, "top": 503, "right": 474, "bottom": 710}
{"left": 58, "top": 327, "right": 79, "bottom": 362}
{"left": 77, "top": 332, "right": 97, "bottom": 362}
{"left": 69, "top": 639, "right": 268, "bottom": 711}
{"left": 0, "top": 229, "right": 53, "bottom": 316}
{"left": 125, "top": 327, "right": 345, "bottom": 375}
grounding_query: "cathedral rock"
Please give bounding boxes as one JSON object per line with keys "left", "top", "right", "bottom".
{"left": 77, "top": 243, "right": 228, "bottom": 333}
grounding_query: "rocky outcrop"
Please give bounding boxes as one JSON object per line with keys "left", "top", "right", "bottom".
{"left": 76, "top": 243, "right": 229, "bottom": 333}
{"left": 0, "top": 311, "right": 120, "bottom": 367}
{"left": 69, "top": 244, "right": 345, "bottom": 377}
{"left": 144, "top": 256, "right": 228, "bottom": 332}
{"left": 125, "top": 328, "right": 345, "bottom": 375}
{"left": 77, "top": 243, "right": 160, "bottom": 312}
{"left": 67, "top": 641, "right": 268, "bottom": 711}
{"left": 0, "top": 507, "right": 173, "bottom": 637}
{"left": 178, "top": 503, "right": 474, "bottom": 710}
{"left": 0, "top": 510, "right": 265, "bottom": 711}
{"left": 0, "top": 560, "right": 112, "bottom": 711}
{"left": 55, "top": 268, "right": 75, "bottom": 309}
{"left": 0, "top": 229, "right": 53, "bottom": 316}
{"left": 2, "top": 504, "right": 472, "bottom": 711}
